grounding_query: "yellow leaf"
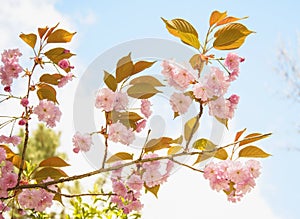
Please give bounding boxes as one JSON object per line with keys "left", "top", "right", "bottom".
{"left": 167, "top": 146, "right": 183, "bottom": 155}
{"left": 213, "top": 23, "right": 254, "bottom": 50}
{"left": 193, "top": 153, "right": 214, "bottom": 165}
{"left": 184, "top": 116, "right": 199, "bottom": 141}
{"left": 215, "top": 116, "right": 228, "bottom": 129}
{"left": 47, "top": 29, "right": 76, "bottom": 43}
{"left": 44, "top": 47, "right": 75, "bottom": 64}
{"left": 192, "top": 138, "right": 216, "bottom": 151}
{"left": 104, "top": 71, "right": 117, "bottom": 92}
{"left": 116, "top": 53, "right": 134, "bottom": 83}
{"left": 106, "top": 152, "right": 133, "bottom": 163}
{"left": 127, "top": 83, "right": 162, "bottom": 99}
{"left": 133, "top": 61, "right": 156, "bottom": 75}
{"left": 37, "top": 84, "right": 58, "bottom": 104}
{"left": 19, "top": 33, "right": 37, "bottom": 49}
{"left": 161, "top": 17, "right": 200, "bottom": 49}
{"left": 216, "top": 16, "right": 249, "bottom": 26}
{"left": 10, "top": 155, "right": 26, "bottom": 169}
{"left": 129, "top": 76, "right": 164, "bottom": 87}
{"left": 39, "top": 156, "right": 70, "bottom": 167}
{"left": 40, "top": 73, "right": 63, "bottom": 85}
{"left": 144, "top": 137, "right": 173, "bottom": 153}
{"left": 239, "top": 146, "right": 271, "bottom": 158}
{"left": 209, "top": 10, "right": 227, "bottom": 27}
{"left": 214, "top": 148, "right": 228, "bottom": 160}
{"left": 239, "top": 133, "right": 272, "bottom": 146}
{"left": 144, "top": 183, "right": 160, "bottom": 198}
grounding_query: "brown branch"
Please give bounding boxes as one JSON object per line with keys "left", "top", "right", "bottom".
{"left": 171, "top": 158, "right": 204, "bottom": 173}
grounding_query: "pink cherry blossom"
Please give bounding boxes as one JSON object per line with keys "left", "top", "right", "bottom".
{"left": 193, "top": 82, "right": 210, "bottom": 101}
{"left": 170, "top": 92, "right": 192, "bottom": 115}
{"left": 0, "top": 148, "right": 6, "bottom": 163}
{"left": 246, "top": 160, "right": 261, "bottom": 178}
{"left": 224, "top": 53, "right": 243, "bottom": 72}
{"left": 95, "top": 87, "right": 115, "bottom": 112}
{"left": 33, "top": 100, "right": 62, "bottom": 127}
{"left": 208, "top": 97, "right": 228, "bottom": 119}
{"left": 20, "top": 98, "right": 29, "bottom": 107}
{"left": 58, "top": 72, "right": 73, "bottom": 87}
{"left": 127, "top": 174, "right": 144, "bottom": 191}
{"left": 113, "top": 92, "right": 128, "bottom": 111}
{"left": 141, "top": 99, "right": 152, "bottom": 118}
{"left": 58, "top": 59, "right": 70, "bottom": 69}
{"left": 72, "top": 131, "right": 93, "bottom": 153}
{"left": 206, "top": 67, "right": 230, "bottom": 97}
{"left": 112, "top": 180, "right": 127, "bottom": 197}
{"left": 108, "top": 121, "right": 135, "bottom": 145}
{"left": 136, "top": 119, "right": 147, "bottom": 133}
{"left": 0, "top": 135, "right": 21, "bottom": 146}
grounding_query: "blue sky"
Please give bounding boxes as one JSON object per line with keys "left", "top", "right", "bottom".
{"left": 1, "top": 0, "right": 300, "bottom": 218}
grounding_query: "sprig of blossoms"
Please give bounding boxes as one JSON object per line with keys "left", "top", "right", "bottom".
{"left": 203, "top": 159, "right": 261, "bottom": 202}
{"left": 33, "top": 100, "right": 62, "bottom": 128}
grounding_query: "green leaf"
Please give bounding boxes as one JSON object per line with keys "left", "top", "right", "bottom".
{"left": 215, "top": 116, "right": 228, "bottom": 129}
{"left": 104, "top": 71, "right": 117, "bottom": 92}
{"left": 144, "top": 183, "right": 160, "bottom": 198}
{"left": 47, "top": 29, "right": 76, "bottom": 43}
{"left": 167, "top": 146, "right": 183, "bottom": 155}
{"left": 129, "top": 76, "right": 164, "bottom": 87}
{"left": 161, "top": 17, "right": 200, "bottom": 49}
{"left": 44, "top": 47, "right": 75, "bottom": 64}
{"left": 184, "top": 116, "right": 199, "bottom": 141}
{"left": 39, "top": 156, "right": 70, "bottom": 167}
{"left": 19, "top": 33, "right": 37, "bottom": 49}
{"left": 213, "top": 23, "right": 254, "bottom": 50}
{"left": 192, "top": 138, "right": 216, "bottom": 151}
{"left": 37, "top": 84, "right": 58, "bottom": 104}
{"left": 127, "top": 83, "right": 162, "bottom": 99}
{"left": 239, "top": 133, "right": 272, "bottom": 146}
{"left": 144, "top": 137, "right": 173, "bottom": 153}
{"left": 33, "top": 167, "right": 68, "bottom": 182}
{"left": 239, "top": 146, "right": 271, "bottom": 158}
{"left": 106, "top": 152, "right": 133, "bottom": 163}
{"left": 133, "top": 61, "right": 156, "bottom": 75}
{"left": 209, "top": 10, "right": 227, "bottom": 27}
{"left": 116, "top": 53, "right": 134, "bottom": 83}
{"left": 40, "top": 73, "right": 63, "bottom": 86}
{"left": 214, "top": 148, "right": 228, "bottom": 160}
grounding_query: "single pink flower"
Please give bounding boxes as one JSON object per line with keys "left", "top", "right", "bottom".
{"left": 72, "top": 132, "right": 93, "bottom": 153}
{"left": 170, "top": 92, "right": 192, "bottom": 115}
{"left": 113, "top": 92, "right": 128, "bottom": 111}
{"left": 95, "top": 88, "right": 115, "bottom": 112}
{"left": 108, "top": 122, "right": 135, "bottom": 145}
{"left": 33, "top": 100, "right": 61, "bottom": 127}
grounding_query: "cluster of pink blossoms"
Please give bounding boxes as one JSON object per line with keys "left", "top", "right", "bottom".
{"left": 33, "top": 100, "right": 62, "bottom": 128}
{"left": 0, "top": 135, "right": 21, "bottom": 146}
{"left": 95, "top": 88, "right": 129, "bottom": 112}
{"left": 18, "top": 178, "right": 56, "bottom": 212}
{"left": 110, "top": 154, "right": 173, "bottom": 214}
{"left": 108, "top": 121, "right": 135, "bottom": 145}
{"left": 161, "top": 53, "right": 243, "bottom": 120}
{"left": 0, "top": 49, "right": 22, "bottom": 91}
{"left": 203, "top": 159, "right": 261, "bottom": 202}
{"left": 72, "top": 131, "right": 93, "bottom": 153}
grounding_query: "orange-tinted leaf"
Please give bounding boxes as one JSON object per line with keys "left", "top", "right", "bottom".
{"left": 144, "top": 137, "right": 173, "bottom": 153}
{"left": 40, "top": 73, "right": 63, "bottom": 85}
{"left": 44, "top": 47, "right": 75, "bottom": 64}
{"left": 37, "top": 84, "right": 58, "bottom": 103}
{"left": 209, "top": 10, "right": 227, "bottom": 27}
{"left": 213, "top": 23, "right": 254, "bottom": 50}
{"left": 133, "top": 61, "right": 156, "bottom": 75}
{"left": 10, "top": 155, "right": 26, "bottom": 169}
{"left": 214, "top": 148, "right": 228, "bottom": 160}
{"left": 161, "top": 17, "right": 200, "bottom": 49}
{"left": 239, "top": 146, "right": 271, "bottom": 158}
{"left": 45, "top": 23, "right": 59, "bottom": 39}
{"left": 116, "top": 53, "right": 134, "bottom": 83}
{"left": 239, "top": 133, "right": 272, "bottom": 146}
{"left": 234, "top": 128, "right": 247, "bottom": 142}
{"left": 39, "top": 157, "right": 70, "bottom": 167}
{"left": 216, "top": 16, "right": 248, "bottom": 26}
{"left": 104, "top": 71, "right": 117, "bottom": 91}
{"left": 144, "top": 183, "right": 160, "bottom": 198}
{"left": 0, "top": 145, "right": 15, "bottom": 159}
{"left": 127, "top": 83, "right": 162, "bottom": 99}
{"left": 129, "top": 76, "right": 164, "bottom": 87}
{"left": 19, "top": 33, "right": 37, "bottom": 49}
{"left": 53, "top": 187, "right": 64, "bottom": 205}
{"left": 47, "top": 29, "right": 76, "bottom": 43}
{"left": 33, "top": 167, "right": 68, "bottom": 182}
{"left": 106, "top": 152, "right": 133, "bottom": 163}
{"left": 38, "top": 26, "right": 49, "bottom": 39}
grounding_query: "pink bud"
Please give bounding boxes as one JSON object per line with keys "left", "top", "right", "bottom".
{"left": 229, "top": 94, "right": 240, "bottom": 105}
{"left": 18, "top": 119, "right": 26, "bottom": 126}
{"left": 4, "top": 86, "right": 11, "bottom": 92}
{"left": 20, "top": 98, "right": 29, "bottom": 107}
{"left": 58, "top": 59, "right": 70, "bottom": 69}
{"left": 73, "top": 147, "right": 80, "bottom": 153}
{"left": 63, "top": 49, "right": 70, "bottom": 54}
{"left": 240, "top": 57, "right": 245, "bottom": 62}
